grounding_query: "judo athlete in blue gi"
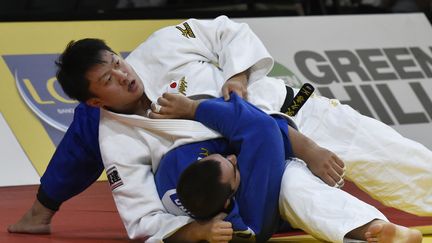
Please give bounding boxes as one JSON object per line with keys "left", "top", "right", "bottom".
{"left": 155, "top": 93, "right": 291, "bottom": 242}
{"left": 153, "top": 93, "right": 422, "bottom": 243}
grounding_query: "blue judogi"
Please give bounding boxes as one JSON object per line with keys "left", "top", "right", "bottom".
{"left": 155, "top": 94, "right": 293, "bottom": 242}
{"left": 38, "top": 104, "right": 102, "bottom": 210}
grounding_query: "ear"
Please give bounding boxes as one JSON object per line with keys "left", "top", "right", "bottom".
{"left": 86, "top": 97, "right": 104, "bottom": 108}
{"left": 224, "top": 198, "right": 231, "bottom": 209}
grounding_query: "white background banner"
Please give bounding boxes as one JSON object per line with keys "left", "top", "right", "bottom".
{"left": 242, "top": 14, "right": 432, "bottom": 149}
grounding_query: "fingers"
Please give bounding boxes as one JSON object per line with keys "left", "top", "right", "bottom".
{"left": 222, "top": 86, "right": 230, "bottom": 101}
{"left": 326, "top": 166, "right": 344, "bottom": 188}
{"left": 329, "top": 154, "right": 346, "bottom": 188}
{"left": 151, "top": 102, "right": 162, "bottom": 113}
{"left": 213, "top": 212, "right": 228, "bottom": 220}
{"left": 147, "top": 110, "right": 165, "bottom": 119}
{"left": 335, "top": 178, "right": 345, "bottom": 188}
{"left": 222, "top": 82, "right": 248, "bottom": 101}
{"left": 334, "top": 155, "right": 345, "bottom": 169}
{"left": 208, "top": 213, "right": 233, "bottom": 243}
{"left": 320, "top": 165, "right": 344, "bottom": 188}
{"left": 321, "top": 173, "right": 338, "bottom": 187}
{"left": 333, "top": 155, "right": 345, "bottom": 175}
{"left": 148, "top": 94, "right": 175, "bottom": 116}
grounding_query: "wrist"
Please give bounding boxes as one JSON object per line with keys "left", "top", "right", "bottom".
{"left": 191, "top": 221, "right": 207, "bottom": 240}
{"left": 189, "top": 100, "right": 201, "bottom": 120}
{"left": 228, "top": 70, "right": 248, "bottom": 84}
{"left": 295, "top": 139, "right": 319, "bottom": 164}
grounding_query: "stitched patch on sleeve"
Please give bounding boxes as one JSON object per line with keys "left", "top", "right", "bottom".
{"left": 175, "top": 22, "right": 196, "bottom": 39}
{"left": 107, "top": 166, "right": 124, "bottom": 191}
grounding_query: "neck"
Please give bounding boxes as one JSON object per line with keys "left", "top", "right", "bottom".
{"left": 134, "top": 94, "right": 152, "bottom": 116}
{"left": 104, "top": 94, "right": 152, "bottom": 116}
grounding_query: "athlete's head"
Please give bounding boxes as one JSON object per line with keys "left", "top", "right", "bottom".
{"left": 56, "top": 38, "right": 144, "bottom": 114}
{"left": 177, "top": 154, "right": 240, "bottom": 220}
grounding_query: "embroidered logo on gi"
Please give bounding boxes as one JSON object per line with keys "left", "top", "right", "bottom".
{"left": 178, "top": 76, "right": 188, "bottom": 95}
{"left": 199, "top": 148, "right": 210, "bottom": 157}
{"left": 107, "top": 166, "right": 124, "bottom": 191}
{"left": 176, "top": 22, "right": 196, "bottom": 39}
{"left": 166, "top": 80, "right": 179, "bottom": 94}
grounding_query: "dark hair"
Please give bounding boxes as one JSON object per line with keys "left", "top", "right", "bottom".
{"left": 56, "top": 38, "right": 115, "bottom": 102}
{"left": 177, "top": 158, "right": 233, "bottom": 220}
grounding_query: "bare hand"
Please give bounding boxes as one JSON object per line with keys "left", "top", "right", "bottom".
{"left": 305, "top": 146, "right": 346, "bottom": 188}
{"left": 148, "top": 93, "right": 200, "bottom": 120}
{"left": 200, "top": 213, "right": 233, "bottom": 243}
{"left": 289, "top": 127, "right": 346, "bottom": 188}
{"left": 222, "top": 71, "right": 248, "bottom": 101}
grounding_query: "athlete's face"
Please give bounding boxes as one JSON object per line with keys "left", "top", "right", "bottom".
{"left": 203, "top": 154, "right": 241, "bottom": 194}
{"left": 85, "top": 50, "right": 144, "bottom": 114}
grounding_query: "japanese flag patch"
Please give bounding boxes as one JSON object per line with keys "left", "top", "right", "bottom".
{"left": 167, "top": 80, "right": 179, "bottom": 94}
{"left": 107, "top": 166, "right": 124, "bottom": 191}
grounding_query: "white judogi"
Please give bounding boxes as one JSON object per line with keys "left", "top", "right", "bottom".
{"left": 292, "top": 92, "right": 432, "bottom": 216}
{"left": 99, "top": 16, "right": 431, "bottom": 242}
{"left": 99, "top": 16, "right": 287, "bottom": 242}
{"left": 279, "top": 159, "right": 388, "bottom": 243}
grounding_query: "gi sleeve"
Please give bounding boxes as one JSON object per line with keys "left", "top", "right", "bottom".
{"left": 195, "top": 94, "right": 287, "bottom": 241}
{"left": 99, "top": 119, "right": 193, "bottom": 243}
{"left": 39, "top": 103, "right": 103, "bottom": 210}
{"left": 186, "top": 15, "right": 274, "bottom": 83}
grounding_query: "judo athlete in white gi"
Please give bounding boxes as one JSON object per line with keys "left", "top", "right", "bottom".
{"left": 152, "top": 92, "right": 422, "bottom": 243}
{"left": 8, "top": 15, "right": 431, "bottom": 240}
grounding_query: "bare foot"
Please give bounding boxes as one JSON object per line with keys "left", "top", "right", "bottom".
{"left": 8, "top": 200, "right": 54, "bottom": 234}
{"left": 365, "top": 221, "right": 422, "bottom": 243}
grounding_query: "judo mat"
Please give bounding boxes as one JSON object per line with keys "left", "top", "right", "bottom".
{"left": 1, "top": 181, "right": 431, "bottom": 243}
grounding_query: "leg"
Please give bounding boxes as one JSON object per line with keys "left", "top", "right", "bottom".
{"left": 279, "top": 159, "right": 421, "bottom": 243}
{"left": 361, "top": 220, "right": 422, "bottom": 243}
{"left": 8, "top": 199, "right": 54, "bottom": 234}
{"left": 292, "top": 94, "right": 432, "bottom": 216}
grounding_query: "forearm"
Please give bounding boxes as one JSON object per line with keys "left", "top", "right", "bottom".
{"left": 165, "top": 213, "right": 232, "bottom": 243}
{"left": 222, "top": 69, "right": 249, "bottom": 100}
{"left": 288, "top": 126, "right": 320, "bottom": 164}
{"left": 227, "top": 70, "right": 248, "bottom": 84}
{"left": 165, "top": 221, "right": 206, "bottom": 243}
{"left": 187, "top": 16, "right": 272, "bottom": 82}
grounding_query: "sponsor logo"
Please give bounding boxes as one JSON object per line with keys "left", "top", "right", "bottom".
{"left": 293, "top": 47, "right": 432, "bottom": 125}
{"left": 178, "top": 76, "right": 188, "bottom": 95}
{"left": 2, "top": 52, "right": 129, "bottom": 145}
{"left": 3, "top": 54, "right": 77, "bottom": 132}
{"left": 161, "top": 189, "right": 191, "bottom": 216}
{"left": 107, "top": 166, "right": 124, "bottom": 190}
{"left": 269, "top": 61, "right": 304, "bottom": 89}
{"left": 176, "top": 22, "right": 196, "bottom": 39}
{"left": 199, "top": 147, "right": 209, "bottom": 157}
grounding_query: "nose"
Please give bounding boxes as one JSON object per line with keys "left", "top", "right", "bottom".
{"left": 113, "top": 69, "right": 128, "bottom": 85}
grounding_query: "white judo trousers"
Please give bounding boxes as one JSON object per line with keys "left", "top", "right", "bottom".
{"left": 279, "top": 159, "right": 387, "bottom": 243}
{"left": 292, "top": 92, "right": 432, "bottom": 216}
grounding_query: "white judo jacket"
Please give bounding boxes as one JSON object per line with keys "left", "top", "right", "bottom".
{"left": 98, "top": 16, "right": 287, "bottom": 242}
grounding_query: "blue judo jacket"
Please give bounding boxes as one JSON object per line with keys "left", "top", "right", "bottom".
{"left": 155, "top": 94, "right": 293, "bottom": 242}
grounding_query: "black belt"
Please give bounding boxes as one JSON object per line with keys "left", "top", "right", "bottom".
{"left": 279, "top": 83, "right": 315, "bottom": 130}
{"left": 280, "top": 86, "right": 295, "bottom": 114}
{"left": 280, "top": 83, "right": 314, "bottom": 116}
